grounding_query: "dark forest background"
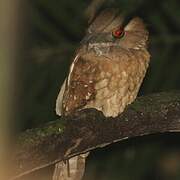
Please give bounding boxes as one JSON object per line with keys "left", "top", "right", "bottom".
{"left": 15, "top": 0, "right": 180, "bottom": 179}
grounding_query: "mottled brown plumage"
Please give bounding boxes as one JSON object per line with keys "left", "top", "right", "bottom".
{"left": 54, "top": 8, "right": 150, "bottom": 180}
{"left": 61, "top": 56, "right": 98, "bottom": 114}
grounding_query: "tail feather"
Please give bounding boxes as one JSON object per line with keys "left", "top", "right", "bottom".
{"left": 53, "top": 153, "right": 89, "bottom": 180}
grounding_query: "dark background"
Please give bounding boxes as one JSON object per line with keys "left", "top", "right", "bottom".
{"left": 16, "top": 0, "right": 180, "bottom": 179}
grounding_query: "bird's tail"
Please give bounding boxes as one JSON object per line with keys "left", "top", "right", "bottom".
{"left": 53, "top": 153, "right": 89, "bottom": 180}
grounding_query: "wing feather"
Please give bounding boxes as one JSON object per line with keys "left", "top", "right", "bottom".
{"left": 56, "top": 79, "right": 67, "bottom": 116}
{"left": 58, "top": 55, "right": 99, "bottom": 115}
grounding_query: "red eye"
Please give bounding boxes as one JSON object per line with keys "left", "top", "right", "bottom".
{"left": 112, "top": 28, "right": 125, "bottom": 38}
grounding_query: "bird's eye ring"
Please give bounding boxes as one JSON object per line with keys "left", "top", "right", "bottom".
{"left": 112, "top": 28, "right": 125, "bottom": 38}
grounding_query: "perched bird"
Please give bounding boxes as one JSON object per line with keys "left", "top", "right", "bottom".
{"left": 54, "top": 8, "right": 150, "bottom": 180}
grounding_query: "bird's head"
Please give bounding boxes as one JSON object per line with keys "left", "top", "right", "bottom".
{"left": 81, "top": 9, "right": 149, "bottom": 55}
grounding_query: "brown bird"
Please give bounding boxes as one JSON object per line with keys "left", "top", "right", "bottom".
{"left": 53, "top": 8, "right": 150, "bottom": 180}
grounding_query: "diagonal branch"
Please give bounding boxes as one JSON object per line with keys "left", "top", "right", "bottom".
{"left": 10, "top": 91, "right": 180, "bottom": 180}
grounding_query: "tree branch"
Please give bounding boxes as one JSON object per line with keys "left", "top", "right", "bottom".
{"left": 10, "top": 91, "right": 180, "bottom": 180}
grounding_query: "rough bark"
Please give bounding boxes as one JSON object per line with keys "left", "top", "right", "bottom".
{"left": 10, "top": 91, "right": 180, "bottom": 180}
